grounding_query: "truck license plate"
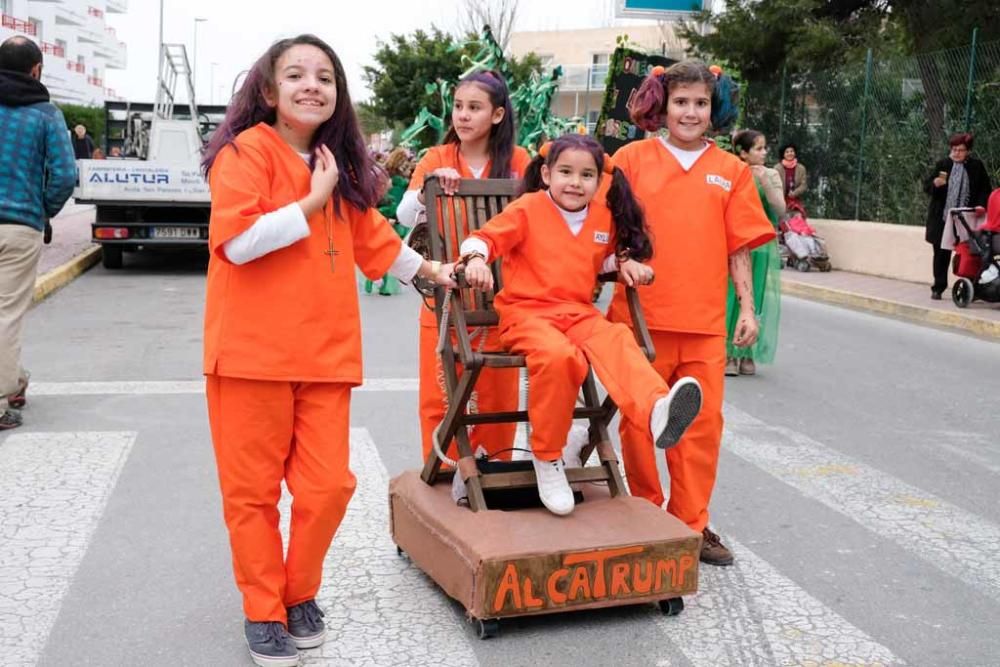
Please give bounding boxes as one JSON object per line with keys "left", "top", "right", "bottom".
{"left": 151, "top": 227, "right": 200, "bottom": 239}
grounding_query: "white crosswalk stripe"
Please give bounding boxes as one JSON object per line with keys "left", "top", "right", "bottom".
{"left": 658, "top": 537, "right": 902, "bottom": 666}
{"left": 723, "top": 404, "right": 1000, "bottom": 602}
{"left": 0, "top": 431, "right": 136, "bottom": 667}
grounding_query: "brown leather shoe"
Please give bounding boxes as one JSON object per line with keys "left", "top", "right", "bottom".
{"left": 700, "top": 527, "right": 734, "bottom": 566}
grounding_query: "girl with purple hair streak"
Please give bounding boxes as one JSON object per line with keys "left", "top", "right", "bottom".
{"left": 201, "top": 35, "right": 455, "bottom": 667}
{"left": 396, "top": 70, "right": 532, "bottom": 465}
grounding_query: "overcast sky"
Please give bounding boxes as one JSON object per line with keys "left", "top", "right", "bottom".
{"left": 104, "top": 0, "right": 657, "bottom": 106}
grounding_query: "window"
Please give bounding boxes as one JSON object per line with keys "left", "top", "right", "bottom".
{"left": 28, "top": 16, "right": 42, "bottom": 41}
{"left": 0, "top": 1, "right": 11, "bottom": 16}
{"left": 56, "top": 39, "right": 68, "bottom": 56}
{"left": 590, "top": 53, "right": 610, "bottom": 88}
{"left": 587, "top": 110, "right": 600, "bottom": 135}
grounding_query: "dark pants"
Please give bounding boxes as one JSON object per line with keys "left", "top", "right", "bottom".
{"left": 932, "top": 244, "right": 952, "bottom": 294}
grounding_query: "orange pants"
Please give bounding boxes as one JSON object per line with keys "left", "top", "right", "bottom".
{"left": 500, "top": 310, "right": 669, "bottom": 461}
{"left": 619, "top": 331, "right": 725, "bottom": 532}
{"left": 206, "top": 375, "right": 355, "bottom": 624}
{"left": 419, "top": 322, "right": 518, "bottom": 462}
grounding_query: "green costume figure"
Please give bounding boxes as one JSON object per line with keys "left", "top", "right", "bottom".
{"left": 725, "top": 130, "right": 783, "bottom": 376}
{"left": 366, "top": 148, "right": 415, "bottom": 296}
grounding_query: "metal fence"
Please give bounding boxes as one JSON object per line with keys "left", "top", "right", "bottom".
{"left": 742, "top": 32, "right": 1000, "bottom": 224}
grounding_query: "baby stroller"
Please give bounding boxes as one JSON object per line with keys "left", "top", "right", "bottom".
{"left": 949, "top": 206, "right": 1000, "bottom": 308}
{"left": 780, "top": 203, "right": 831, "bottom": 272}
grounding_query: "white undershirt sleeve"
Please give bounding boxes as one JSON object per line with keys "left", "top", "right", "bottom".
{"left": 222, "top": 203, "right": 311, "bottom": 265}
{"left": 396, "top": 189, "right": 423, "bottom": 228}
{"left": 458, "top": 237, "right": 490, "bottom": 262}
{"left": 387, "top": 244, "right": 424, "bottom": 282}
{"left": 600, "top": 254, "right": 619, "bottom": 274}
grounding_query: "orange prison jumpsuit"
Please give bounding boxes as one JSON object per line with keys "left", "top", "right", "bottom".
{"left": 407, "top": 144, "right": 532, "bottom": 461}
{"left": 470, "top": 191, "right": 670, "bottom": 461}
{"left": 204, "top": 123, "right": 403, "bottom": 623}
{"left": 607, "top": 139, "right": 775, "bottom": 532}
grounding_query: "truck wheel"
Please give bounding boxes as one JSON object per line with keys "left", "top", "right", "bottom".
{"left": 102, "top": 245, "right": 123, "bottom": 269}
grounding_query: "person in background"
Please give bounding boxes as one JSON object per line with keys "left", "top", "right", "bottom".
{"left": 71, "top": 123, "right": 95, "bottom": 160}
{"left": 776, "top": 142, "right": 807, "bottom": 212}
{"left": 109, "top": 146, "right": 122, "bottom": 158}
{"left": 0, "top": 36, "right": 76, "bottom": 430}
{"left": 923, "top": 132, "right": 992, "bottom": 300}
{"left": 725, "top": 129, "right": 783, "bottom": 377}
{"left": 91, "top": 147, "right": 106, "bottom": 160}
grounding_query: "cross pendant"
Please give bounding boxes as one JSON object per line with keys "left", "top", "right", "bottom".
{"left": 324, "top": 248, "right": 339, "bottom": 272}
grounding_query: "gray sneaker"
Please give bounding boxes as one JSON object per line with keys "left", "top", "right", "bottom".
{"left": 244, "top": 620, "right": 298, "bottom": 667}
{"left": 0, "top": 408, "right": 22, "bottom": 431}
{"left": 286, "top": 599, "right": 327, "bottom": 649}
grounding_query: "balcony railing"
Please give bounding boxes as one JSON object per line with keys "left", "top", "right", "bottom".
{"left": 87, "top": 76, "right": 104, "bottom": 87}
{"left": 66, "top": 61, "right": 86, "bottom": 73}
{"left": 88, "top": 6, "right": 104, "bottom": 18}
{"left": 557, "top": 64, "right": 611, "bottom": 92}
{"left": 41, "top": 42, "right": 66, "bottom": 58}
{"left": 2, "top": 14, "right": 37, "bottom": 36}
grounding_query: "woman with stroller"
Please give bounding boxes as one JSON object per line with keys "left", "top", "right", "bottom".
{"left": 724, "top": 130, "right": 783, "bottom": 377}
{"left": 923, "top": 133, "right": 993, "bottom": 300}
{"left": 775, "top": 142, "right": 807, "bottom": 212}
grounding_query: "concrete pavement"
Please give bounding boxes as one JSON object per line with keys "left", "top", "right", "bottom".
{"left": 3, "top": 255, "right": 998, "bottom": 666}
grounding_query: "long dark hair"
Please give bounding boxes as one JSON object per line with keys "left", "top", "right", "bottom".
{"left": 441, "top": 70, "right": 516, "bottom": 179}
{"left": 522, "top": 134, "right": 651, "bottom": 262}
{"left": 201, "top": 34, "right": 383, "bottom": 213}
{"left": 629, "top": 60, "right": 716, "bottom": 133}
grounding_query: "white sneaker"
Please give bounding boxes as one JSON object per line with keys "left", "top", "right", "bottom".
{"left": 532, "top": 456, "right": 575, "bottom": 516}
{"left": 650, "top": 377, "right": 703, "bottom": 450}
{"left": 562, "top": 425, "right": 591, "bottom": 467}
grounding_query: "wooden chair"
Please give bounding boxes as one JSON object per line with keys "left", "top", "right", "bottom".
{"left": 419, "top": 176, "right": 656, "bottom": 512}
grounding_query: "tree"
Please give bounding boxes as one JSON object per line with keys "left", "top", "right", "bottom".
{"left": 363, "top": 26, "right": 542, "bottom": 149}
{"left": 58, "top": 104, "right": 106, "bottom": 148}
{"left": 457, "top": 0, "right": 520, "bottom": 51}
{"left": 363, "top": 27, "right": 466, "bottom": 145}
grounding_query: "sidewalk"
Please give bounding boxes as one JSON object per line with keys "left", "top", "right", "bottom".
{"left": 782, "top": 269, "right": 1000, "bottom": 340}
{"left": 33, "top": 201, "right": 101, "bottom": 303}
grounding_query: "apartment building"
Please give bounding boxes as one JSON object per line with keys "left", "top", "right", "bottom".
{"left": 509, "top": 24, "right": 685, "bottom": 132}
{"left": 0, "top": 0, "right": 127, "bottom": 105}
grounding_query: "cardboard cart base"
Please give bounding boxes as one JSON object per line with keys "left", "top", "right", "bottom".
{"left": 389, "top": 471, "right": 702, "bottom": 638}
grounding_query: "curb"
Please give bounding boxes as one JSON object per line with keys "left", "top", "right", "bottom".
{"left": 781, "top": 277, "right": 1000, "bottom": 340}
{"left": 33, "top": 245, "right": 102, "bottom": 304}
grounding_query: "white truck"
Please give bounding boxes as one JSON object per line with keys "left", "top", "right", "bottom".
{"left": 73, "top": 45, "right": 227, "bottom": 269}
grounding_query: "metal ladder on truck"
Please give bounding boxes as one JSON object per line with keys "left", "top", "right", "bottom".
{"left": 146, "top": 43, "right": 203, "bottom": 163}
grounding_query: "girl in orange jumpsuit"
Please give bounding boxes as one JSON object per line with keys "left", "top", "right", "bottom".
{"left": 609, "top": 61, "right": 776, "bottom": 566}
{"left": 460, "top": 134, "right": 704, "bottom": 516}
{"left": 201, "top": 35, "right": 455, "bottom": 667}
{"left": 396, "top": 70, "right": 531, "bottom": 464}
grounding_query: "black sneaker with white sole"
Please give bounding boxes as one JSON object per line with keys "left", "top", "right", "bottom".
{"left": 286, "top": 599, "right": 327, "bottom": 649}
{"left": 244, "top": 620, "right": 298, "bottom": 667}
{"left": 652, "top": 377, "right": 703, "bottom": 450}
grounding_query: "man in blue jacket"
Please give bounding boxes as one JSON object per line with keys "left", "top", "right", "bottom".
{"left": 0, "top": 36, "right": 76, "bottom": 430}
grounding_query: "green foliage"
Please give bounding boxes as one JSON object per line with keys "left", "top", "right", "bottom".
{"left": 363, "top": 25, "right": 542, "bottom": 150}
{"left": 354, "top": 102, "right": 391, "bottom": 138}
{"left": 58, "top": 104, "right": 105, "bottom": 147}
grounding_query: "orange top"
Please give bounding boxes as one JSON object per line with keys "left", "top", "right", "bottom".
{"left": 607, "top": 139, "right": 774, "bottom": 335}
{"left": 408, "top": 143, "right": 532, "bottom": 326}
{"left": 203, "top": 123, "right": 402, "bottom": 383}
{"left": 470, "top": 190, "right": 616, "bottom": 322}
{"left": 406, "top": 144, "right": 532, "bottom": 191}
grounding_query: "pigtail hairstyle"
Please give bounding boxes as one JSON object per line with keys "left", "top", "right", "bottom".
{"left": 519, "top": 143, "right": 549, "bottom": 194}
{"left": 629, "top": 60, "right": 717, "bottom": 132}
{"left": 527, "top": 135, "right": 651, "bottom": 262}
{"left": 442, "top": 70, "right": 516, "bottom": 179}
{"left": 202, "top": 34, "right": 384, "bottom": 214}
{"left": 607, "top": 164, "right": 651, "bottom": 262}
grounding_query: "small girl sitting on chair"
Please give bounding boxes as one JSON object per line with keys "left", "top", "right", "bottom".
{"left": 459, "top": 134, "right": 703, "bottom": 516}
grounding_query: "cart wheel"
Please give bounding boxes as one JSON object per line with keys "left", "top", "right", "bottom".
{"left": 795, "top": 258, "right": 811, "bottom": 272}
{"left": 952, "top": 278, "right": 974, "bottom": 308}
{"left": 658, "top": 597, "right": 684, "bottom": 616}
{"left": 476, "top": 618, "right": 500, "bottom": 639}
